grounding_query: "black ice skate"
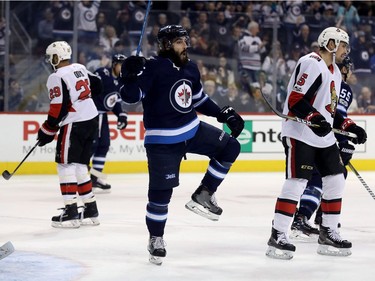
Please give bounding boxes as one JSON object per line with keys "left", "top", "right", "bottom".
{"left": 317, "top": 225, "right": 352, "bottom": 256}
{"left": 266, "top": 227, "right": 296, "bottom": 260}
{"left": 290, "top": 212, "right": 319, "bottom": 242}
{"left": 79, "top": 201, "right": 100, "bottom": 226}
{"left": 91, "top": 174, "right": 111, "bottom": 193}
{"left": 148, "top": 236, "right": 167, "bottom": 265}
{"left": 185, "top": 185, "right": 223, "bottom": 221}
{"left": 51, "top": 203, "right": 80, "bottom": 228}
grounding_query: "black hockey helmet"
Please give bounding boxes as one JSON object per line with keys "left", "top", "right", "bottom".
{"left": 112, "top": 54, "right": 126, "bottom": 65}
{"left": 157, "top": 25, "right": 190, "bottom": 50}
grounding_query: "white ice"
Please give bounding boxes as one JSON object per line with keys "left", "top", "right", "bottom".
{"left": 1, "top": 171, "right": 375, "bottom": 281}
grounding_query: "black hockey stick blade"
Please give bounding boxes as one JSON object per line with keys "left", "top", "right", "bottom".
{"left": 2, "top": 170, "right": 12, "bottom": 180}
{"left": 260, "top": 90, "right": 357, "bottom": 138}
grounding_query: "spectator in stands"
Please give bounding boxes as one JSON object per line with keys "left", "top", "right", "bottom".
{"left": 179, "top": 15, "right": 192, "bottom": 33}
{"left": 77, "top": 0, "right": 101, "bottom": 45}
{"left": 0, "top": 17, "right": 10, "bottom": 65}
{"left": 156, "top": 13, "right": 168, "bottom": 28}
{"left": 96, "top": 11, "right": 107, "bottom": 38}
{"left": 281, "top": 0, "right": 306, "bottom": 55}
{"left": 210, "top": 11, "right": 232, "bottom": 56}
{"left": 251, "top": 70, "right": 273, "bottom": 99}
{"left": 115, "top": 9, "right": 131, "bottom": 42}
{"left": 261, "top": 43, "right": 286, "bottom": 85}
{"left": 248, "top": 85, "right": 269, "bottom": 113}
{"left": 336, "top": 0, "right": 360, "bottom": 34}
{"left": 203, "top": 79, "right": 221, "bottom": 106}
{"left": 99, "top": 25, "right": 119, "bottom": 53}
{"left": 260, "top": 1, "right": 284, "bottom": 40}
{"left": 320, "top": 3, "right": 336, "bottom": 29}
{"left": 50, "top": 1, "right": 74, "bottom": 42}
{"left": 147, "top": 24, "right": 160, "bottom": 56}
{"left": 189, "top": 31, "right": 208, "bottom": 56}
{"left": 357, "top": 86, "right": 375, "bottom": 113}
{"left": 237, "top": 21, "right": 267, "bottom": 84}
{"left": 192, "top": 11, "right": 210, "bottom": 44}
{"left": 8, "top": 78, "right": 24, "bottom": 112}
{"left": 351, "top": 31, "right": 371, "bottom": 74}
{"left": 310, "top": 41, "right": 319, "bottom": 53}
{"left": 285, "top": 43, "right": 302, "bottom": 78}
{"left": 304, "top": 1, "right": 324, "bottom": 40}
{"left": 37, "top": 8, "right": 54, "bottom": 55}
{"left": 219, "top": 82, "right": 241, "bottom": 110}
{"left": 215, "top": 55, "right": 235, "bottom": 96}
{"left": 293, "top": 24, "right": 313, "bottom": 56}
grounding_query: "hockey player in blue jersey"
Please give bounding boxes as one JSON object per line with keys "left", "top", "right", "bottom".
{"left": 119, "top": 25, "right": 244, "bottom": 265}
{"left": 91, "top": 54, "right": 128, "bottom": 191}
{"left": 290, "top": 56, "right": 358, "bottom": 239}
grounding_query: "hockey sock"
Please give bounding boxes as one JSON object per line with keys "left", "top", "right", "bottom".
{"left": 146, "top": 189, "right": 172, "bottom": 237}
{"left": 58, "top": 163, "right": 78, "bottom": 205}
{"left": 299, "top": 184, "right": 322, "bottom": 219}
{"left": 273, "top": 178, "right": 307, "bottom": 233}
{"left": 201, "top": 158, "right": 231, "bottom": 192}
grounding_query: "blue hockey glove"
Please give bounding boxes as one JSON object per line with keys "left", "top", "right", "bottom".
{"left": 217, "top": 106, "right": 244, "bottom": 138}
{"left": 117, "top": 113, "right": 128, "bottom": 130}
{"left": 306, "top": 111, "right": 332, "bottom": 137}
{"left": 121, "top": 56, "right": 146, "bottom": 81}
{"left": 37, "top": 121, "right": 59, "bottom": 146}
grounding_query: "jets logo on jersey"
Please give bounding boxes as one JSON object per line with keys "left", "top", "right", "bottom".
{"left": 326, "top": 80, "right": 337, "bottom": 117}
{"left": 170, "top": 79, "right": 192, "bottom": 113}
{"left": 104, "top": 92, "right": 119, "bottom": 111}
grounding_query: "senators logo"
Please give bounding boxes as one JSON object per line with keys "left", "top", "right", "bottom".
{"left": 326, "top": 80, "right": 337, "bottom": 117}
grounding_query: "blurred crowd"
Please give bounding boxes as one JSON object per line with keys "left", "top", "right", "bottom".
{"left": 1, "top": 0, "right": 375, "bottom": 113}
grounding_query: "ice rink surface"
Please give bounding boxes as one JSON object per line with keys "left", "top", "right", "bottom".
{"left": 1, "top": 171, "right": 375, "bottom": 281}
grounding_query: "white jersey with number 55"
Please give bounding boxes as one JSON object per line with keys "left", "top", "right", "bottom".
{"left": 46, "top": 63, "right": 98, "bottom": 126}
{"left": 282, "top": 52, "right": 342, "bottom": 148}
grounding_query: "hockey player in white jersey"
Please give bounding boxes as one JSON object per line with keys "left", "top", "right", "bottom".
{"left": 38, "top": 41, "right": 102, "bottom": 228}
{"left": 265, "top": 27, "right": 367, "bottom": 260}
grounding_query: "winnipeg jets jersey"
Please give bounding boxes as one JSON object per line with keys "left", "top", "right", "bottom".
{"left": 93, "top": 67, "right": 123, "bottom": 115}
{"left": 121, "top": 56, "right": 211, "bottom": 144}
{"left": 46, "top": 63, "right": 98, "bottom": 126}
{"left": 282, "top": 52, "right": 342, "bottom": 148}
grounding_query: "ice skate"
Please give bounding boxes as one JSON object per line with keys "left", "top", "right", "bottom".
{"left": 91, "top": 174, "right": 111, "bottom": 193}
{"left": 317, "top": 225, "right": 352, "bottom": 256}
{"left": 0, "top": 241, "right": 15, "bottom": 260}
{"left": 79, "top": 201, "right": 100, "bottom": 226}
{"left": 290, "top": 212, "right": 319, "bottom": 242}
{"left": 148, "top": 236, "right": 166, "bottom": 265}
{"left": 185, "top": 185, "right": 223, "bottom": 221}
{"left": 266, "top": 227, "right": 296, "bottom": 260}
{"left": 51, "top": 203, "right": 80, "bottom": 228}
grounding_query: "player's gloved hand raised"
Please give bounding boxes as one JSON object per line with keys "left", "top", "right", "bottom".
{"left": 217, "top": 106, "right": 244, "bottom": 138}
{"left": 37, "top": 121, "right": 59, "bottom": 147}
{"left": 341, "top": 118, "right": 367, "bottom": 144}
{"left": 121, "top": 56, "right": 146, "bottom": 81}
{"left": 306, "top": 111, "right": 332, "bottom": 137}
{"left": 117, "top": 113, "right": 128, "bottom": 130}
{"left": 338, "top": 142, "right": 355, "bottom": 166}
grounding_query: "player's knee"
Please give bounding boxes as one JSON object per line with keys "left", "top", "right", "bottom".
{"left": 57, "top": 163, "right": 76, "bottom": 183}
{"left": 76, "top": 163, "right": 90, "bottom": 184}
{"left": 217, "top": 137, "right": 241, "bottom": 164}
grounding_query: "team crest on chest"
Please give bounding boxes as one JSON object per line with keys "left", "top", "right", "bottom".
{"left": 170, "top": 79, "right": 193, "bottom": 113}
{"left": 325, "top": 80, "right": 337, "bottom": 117}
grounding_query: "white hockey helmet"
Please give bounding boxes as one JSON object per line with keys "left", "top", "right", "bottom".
{"left": 45, "top": 41, "right": 72, "bottom": 68}
{"left": 317, "top": 27, "right": 349, "bottom": 53}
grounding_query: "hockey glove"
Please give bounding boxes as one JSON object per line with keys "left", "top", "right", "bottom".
{"left": 121, "top": 56, "right": 146, "bottom": 81}
{"left": 217, "top": 106, "right": 244, "bottom": 138}
{"left": 338, "top": 142, "right": 355, "bottom": 166}
{"left": 117, "top": 113, "right": 128, "bottom": 130}
{"left": 306, "top": 111, "right": 332, "bottom": 137}
{"left": 340, "top": 118, "right": 367, "bottom": 144}
{"left": 37, "top": 121, "right": 59, "bottom": 147}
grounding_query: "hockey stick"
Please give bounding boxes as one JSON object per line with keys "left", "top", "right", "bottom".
{"left": 0, "top": 241, "right": 15, "bottom": 260}
{"left": 260, "top": 91, "right": 357, "bottom": 138}
{"left": 348, "top": 162, "right": 375, "bottom": 200}
{"left": 90, "top": 168, "right": 107, "bottom": 180}
{"left": 136, "top": 0, "right": 152, "bottom": 56}
{"left": 2, "top": 141, "right": 40, "bottom": 180}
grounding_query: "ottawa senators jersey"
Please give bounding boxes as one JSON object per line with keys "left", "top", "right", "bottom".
{"left": 282, "top": 52, "right": 342, "bottom": 148}
{"left": 46, "top": 63, "right": 98, "bottom": 127}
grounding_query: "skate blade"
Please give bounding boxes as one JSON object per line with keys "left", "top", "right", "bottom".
{"left": 265, "top": 246, "right": 294, "bottom": 260}
{"left": 51, "top": 219, "right": 80, "bottom": 229}
{"left": 185, "top": 200, "right": 220, "bottom": 221}
{"left": 149, "top": 254, "right": 163, "bottom": 265}
{"left": 92, "top": 187, "right": 111, "bottom": 194}
{"left": 317, "top": 244, "right": 352, "bottom": 256}
{"left": 0, "top": 241, "right": 15, "bottom": 260}
{"left": 80, "top": 217, "right": 100, "bottom": 226}
{"left": 290, "top": 230, "right": 318, "bottom": 243}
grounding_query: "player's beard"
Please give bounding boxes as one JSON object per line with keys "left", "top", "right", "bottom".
{"left": 159, "top": 48, "right": 189, "bottom": 67}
